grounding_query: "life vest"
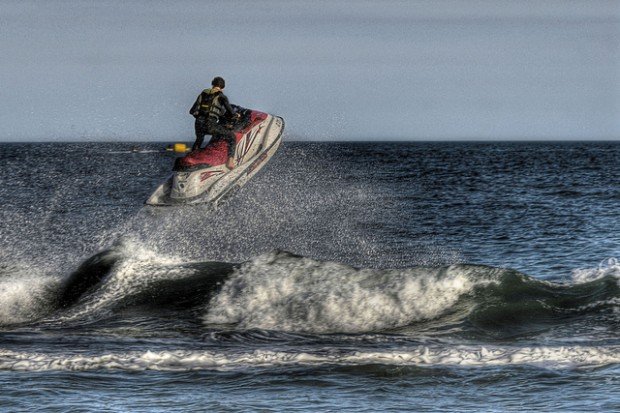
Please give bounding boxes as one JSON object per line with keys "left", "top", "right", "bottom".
{"left": 198, "top": 88, "right": 226, "bottom": 119}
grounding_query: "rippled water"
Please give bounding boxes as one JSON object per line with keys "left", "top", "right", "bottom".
{"left": 0, "top": 141, "right": 618, "bottom": 412}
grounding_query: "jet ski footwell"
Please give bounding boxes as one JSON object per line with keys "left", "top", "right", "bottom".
{"left": 146, "top": 109, "right": 284, "bottom": 206}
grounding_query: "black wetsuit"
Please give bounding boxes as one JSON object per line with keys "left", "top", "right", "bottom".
{"left": 189, "top": 89, "right": 237, "bottom": 154}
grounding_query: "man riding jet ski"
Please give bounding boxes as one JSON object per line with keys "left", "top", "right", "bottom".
{"left": 145, "top": 77, "right": 284, "bottom": 206}
{"left": 189, "top": 76, "right": 239, "bottom": 169}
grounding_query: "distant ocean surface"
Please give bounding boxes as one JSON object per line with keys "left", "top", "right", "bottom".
{"left": 0, "top": 141, "right": 618, "bottom": 412}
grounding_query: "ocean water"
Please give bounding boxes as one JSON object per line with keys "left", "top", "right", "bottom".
{"left": 0, "top": 141, "right": 618, "bottom": 412}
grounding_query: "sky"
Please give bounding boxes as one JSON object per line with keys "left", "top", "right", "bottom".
{"left": 1, "top": 0, "right": 619, "bottom": 141}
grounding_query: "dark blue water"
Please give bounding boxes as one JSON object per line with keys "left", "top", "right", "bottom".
{"left": 0, "top": 141, "right": 618, "bottom": 412}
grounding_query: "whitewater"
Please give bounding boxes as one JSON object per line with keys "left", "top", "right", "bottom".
{"left": 0, "top": 141, "right": 618, "bottom": 412}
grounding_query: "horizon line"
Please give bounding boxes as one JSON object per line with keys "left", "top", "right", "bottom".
{"left": 0, "top": 138, "right": 619, "bottom": 144}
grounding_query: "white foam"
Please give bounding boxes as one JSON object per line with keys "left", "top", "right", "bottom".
{"left": 204, "top": 251, "right": 495, "bottom": 333}
{"left": 0, "top": 345, "right": 617, "bottom": 372}
{"left": 572, "top": 258, "right": 620, "bottom": 284}
{"left": 0, "top": 261, "right": 58, "bottom": 325}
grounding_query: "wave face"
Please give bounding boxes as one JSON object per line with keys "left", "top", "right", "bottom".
{"left": 46, "top": 241, "right": 235, "bottom": 326}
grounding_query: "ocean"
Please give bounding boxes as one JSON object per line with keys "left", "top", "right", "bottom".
{"left": 0, "top": 141, "right": 618, "bottom": 412}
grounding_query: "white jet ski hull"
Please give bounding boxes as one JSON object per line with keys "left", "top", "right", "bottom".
{"left": 146, "top": 113, "right": 284, "bottom": 206}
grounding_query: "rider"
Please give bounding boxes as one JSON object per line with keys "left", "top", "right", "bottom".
{"left": 189, "top": 76, "right": 240, "bottom": 169}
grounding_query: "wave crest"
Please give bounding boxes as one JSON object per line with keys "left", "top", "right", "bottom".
{"left": 572, "top": 258, "right": 620, "bottom": 284}
{"left": 203, "top": 251, "right": 498, "bottom": 333}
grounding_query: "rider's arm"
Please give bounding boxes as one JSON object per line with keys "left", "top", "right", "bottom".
{"left": 220, "top": 94, "right": 236, "bottom": 117}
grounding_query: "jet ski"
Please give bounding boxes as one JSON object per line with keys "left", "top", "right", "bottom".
{"left": 146, "top": 106, "right": 284, "bottom": 206}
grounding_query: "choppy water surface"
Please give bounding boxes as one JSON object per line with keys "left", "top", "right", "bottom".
{"left": 0, "top": 141, "right": 618, "bottom": 412}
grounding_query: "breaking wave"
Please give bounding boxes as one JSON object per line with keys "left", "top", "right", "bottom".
{"left": 204, "top": 251, "right": 620, "bottom": 334}
{"left": 203, "top": 251, "right": 495, "bottom": 333}
{"left": 0, "top": 245, "right": 618, "bottom": 338}
{"left": 572, "top": 258, "right": 620, "bottom": 284}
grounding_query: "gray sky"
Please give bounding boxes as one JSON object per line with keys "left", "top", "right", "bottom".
{"left": 1, "top": 0, "right": 619, "bottom": 141}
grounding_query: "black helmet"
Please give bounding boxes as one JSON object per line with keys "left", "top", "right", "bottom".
{"left": 211, "top": 76, "right": 225, "bottom": 88}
